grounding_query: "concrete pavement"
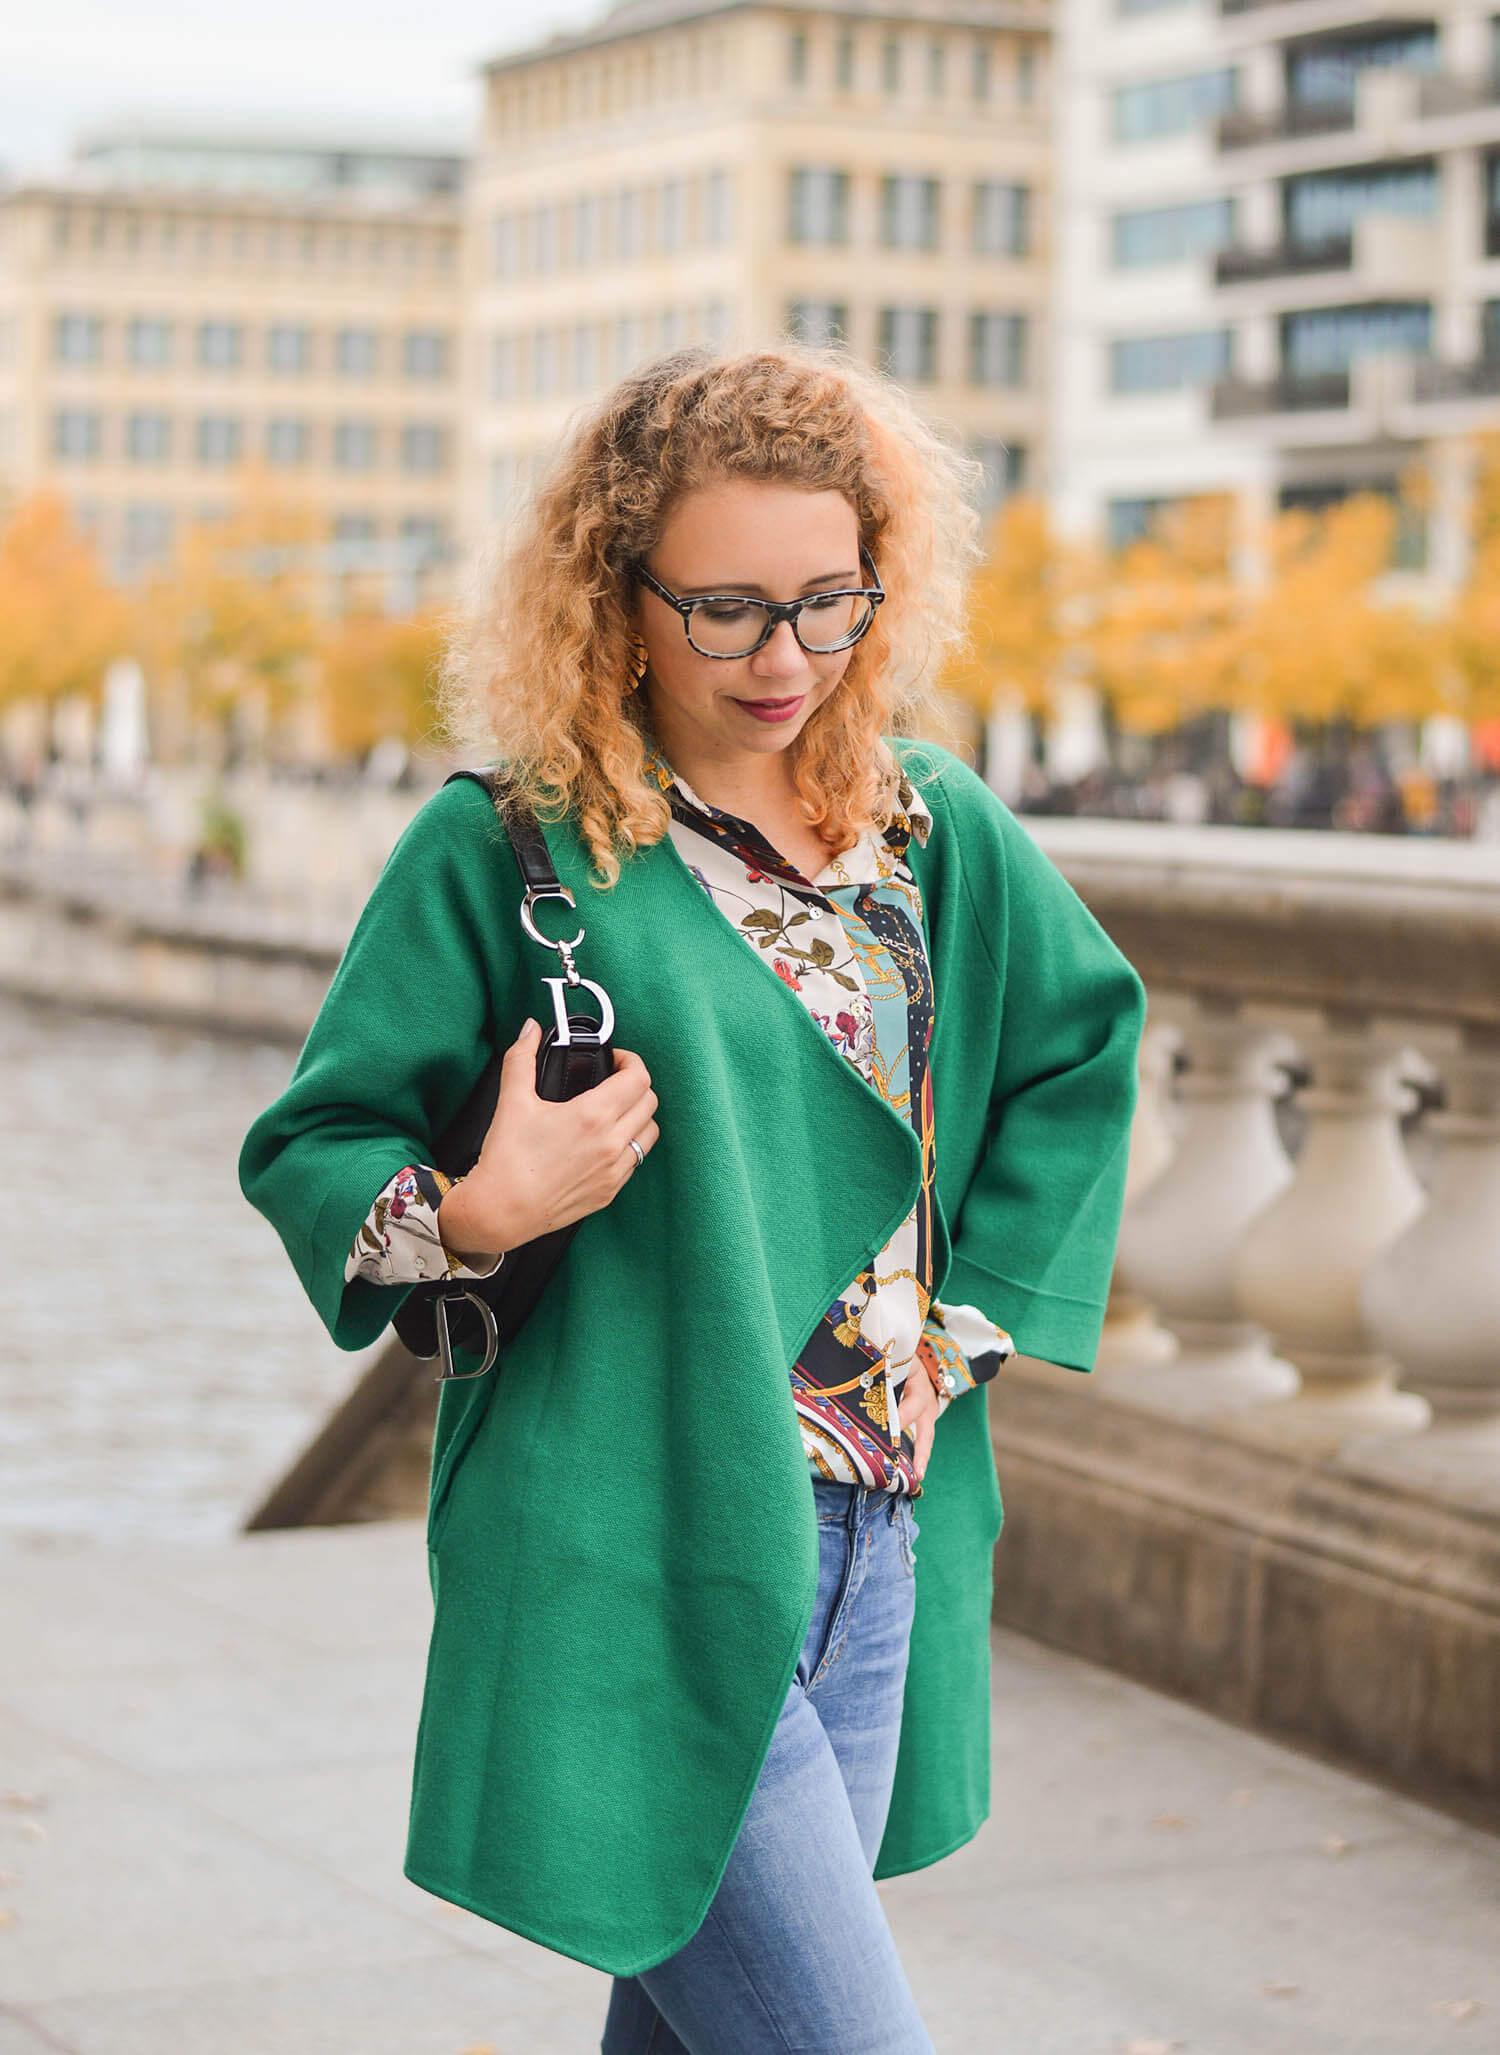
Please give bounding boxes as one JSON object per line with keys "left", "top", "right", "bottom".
{"left": 1, "top": 1518, "right": 1497, "bottom": 2054}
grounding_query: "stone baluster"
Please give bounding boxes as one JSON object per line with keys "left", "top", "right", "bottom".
{"left": 1101, "top": 996, "right": 1299, "bottom": 1415}
{"left": 1230, "top": 1016, "right": 1431, "bottom": 1455}
{"left": 1095, "top": 1011, "right": 1182, "bottom": 1377}
{"left": 1342, "top": 1033, "right": 1500, "bottom": 1508}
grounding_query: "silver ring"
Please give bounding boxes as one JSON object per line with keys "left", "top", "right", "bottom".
{"left": 627, "top": 1137, "right": 645, "bottom": 1171}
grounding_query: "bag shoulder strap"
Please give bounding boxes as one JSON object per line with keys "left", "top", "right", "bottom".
{"left": 443, "top": 766, "right": 559, "bottom": 897}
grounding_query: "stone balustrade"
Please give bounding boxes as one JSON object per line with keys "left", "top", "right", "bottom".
{"left": 1023, "top": 816, "right": 1500, "bottom": 1507}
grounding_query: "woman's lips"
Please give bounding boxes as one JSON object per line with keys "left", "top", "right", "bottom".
{"left": 735, "top": 693, "right": 807, "bottom": 724}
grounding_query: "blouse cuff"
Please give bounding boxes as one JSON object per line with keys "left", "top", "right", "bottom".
{"left": 344, "top": 1164, "right": 505, "bottom": 1289}
{"left": 918, "top": 1299, "right": 1015, "bottom": 1406}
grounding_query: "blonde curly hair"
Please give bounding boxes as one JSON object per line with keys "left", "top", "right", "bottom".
{"left": 439, "top": 339, "right": 982, "bottom": 885}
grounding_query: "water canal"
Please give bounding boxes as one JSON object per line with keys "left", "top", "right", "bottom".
{"left": 3, "top": 994, "right": 381, "bottom": 1543}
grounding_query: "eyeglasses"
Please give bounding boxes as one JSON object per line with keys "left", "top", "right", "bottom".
{"left": 633, "top": 545, "right": 886, "bottom": 660}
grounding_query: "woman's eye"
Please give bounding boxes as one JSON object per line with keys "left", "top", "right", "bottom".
{"left": 803, "top": 594, "right": 843, "bottom": 612}
{"left": 697, "top": 601, "right": 755, "bottom": 622}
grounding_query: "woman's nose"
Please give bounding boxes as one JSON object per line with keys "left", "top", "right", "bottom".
{"left": 749, "top": 619, "right": 807, "bottom": 679}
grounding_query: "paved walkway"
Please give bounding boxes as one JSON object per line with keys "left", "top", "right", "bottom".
{"left": 1, "top": 1519, "right": 1496, "bottom": 2055}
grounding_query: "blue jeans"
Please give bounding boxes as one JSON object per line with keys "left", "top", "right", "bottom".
{"left": 600, "top": 1479, "right": 936, "bottom": 2055}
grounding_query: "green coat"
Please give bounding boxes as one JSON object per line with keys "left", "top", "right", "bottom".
{"left": 239, "top": 739, "right": 1146, "bottom": 1975}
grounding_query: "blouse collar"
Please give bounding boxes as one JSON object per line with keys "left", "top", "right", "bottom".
{"left": 643, "top": 739, "right": 931, "bottom": 890}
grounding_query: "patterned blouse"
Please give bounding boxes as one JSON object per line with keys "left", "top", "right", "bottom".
{"left": 346, "top": 749, "right": 1014, "bottom": 1495}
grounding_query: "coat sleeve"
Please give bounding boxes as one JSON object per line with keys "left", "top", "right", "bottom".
{"left": 930, "top": 762, "right": 1147, "bottom": 1373}
{"left": 237, "top": 777, "right": 510, "bottom": 1353}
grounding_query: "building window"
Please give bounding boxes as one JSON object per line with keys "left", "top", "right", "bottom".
{"left": 532, "top": 328, "right": 558, "bottom": 397}
{"left": 399, "top": 515, "right": 448, "bottom": 563}
{"left": 1281, "top": 300, "right": 1432, "bottom": 375}
{"left": 702, "top": 297, "right": 733, "bottom": 347}
{"left": 1113, "top": 196, "right": 1236, "bottom": 267}
{"left": 571, "top": 322, "right": 599, "bottom": 390}
{"left": 881, "top": 175, "right": 940, "bottom": 251}
{"left": 403, "top": 330, "right": 450, "bottom": 380}
{"left": 122, "top": 504, "right": 173, "bottom": 569}
{"left": 333, "top": 419, "right": 379, "bottom": 470}
{"left": 882, "top": 36, "right": 902, "bottom": 92}
{"left": 926, "top": 40, "right": 945, "bottom": 96}
{"left": 1017, "top": 45, "right": 1036, "bottom": 103}
{"left": 53, "top": 409, "right": 102, "bottom": 461}
{"left": 786, "top": 301, "right": 848, "bottom": 348}
{"left": 972, "top": 438, "right": 1026, "bottom": 508}
{"left": 333, "top": 513, "right": 378, "bottom": 546}
{"left": 1109, "top": 496, "right": 1175, "bottom": 551}
{"left": 1288, "top": 27, "right": 1437, "bottom": 109}
{"left": 659, "top": 177, "right": 684, "bottom": 253}
{"left": 1285, "top": 162, "right": 1439, "bottom": 246}
{"left": 878, "top": 306, "right": 938, "bottom": 382}
{"left": 787, "top": 30, "right": 808, "bottom": 85}
{"left": 125, "top": 411, "right": 171, "bottom": 463}
{"left": 267, "top": 323, "right": 312, "bottom": 375}
{"left": 788, "top": 167, "right": 850, "bottom": 245}
{"left": 492, "top": 333, "right": 518, "bottom": 400}
{"left": 1118, "top": 0, "right": 1192, "bottom": 13}
{"left": 1482, "top": 298, "right": 1500, "bottom": 357}
{"left": 531, "top": 204, "right": 557, "bottom": 274}
{"left": 574, "top": 194, "right": 600, "bottom": 268}
{"left": 196, "top": 415, "right": 242, "bottom": 466}
{"left": 336, "top": 327, "right": 379, "bottom": 377}
{"left": 616, "top": 187, "right": 643, "bottom": 260}
{"left": 490, "top": 454, "right": 523, "bottom": 519}
{"left": 835, "top": 33, "right": 855, "bottom": 89}
{"left": 973, "top": 182, "right": 1030, "bottom": 256}
{"left": 54, "top": 314, "right": 103, "bottom": 365}
{"left": 972, "top": 43, "right": 992, "bottom": 101}
{"left": 197, "top": 321, "right": 243, "bottom": 371}
{"left": 658, "top": 307, "right": 684, "bottom": 352}
{"left": 493, "top": 212, "right": 520, "bottom": 278}
{"left": 127, "top": 317, "right": 171, "bottom": 368}
{"left": 970, "top": 311, "right": 1028, "bottom": 386}
{"left": 1112, "top": 68, "right": 1238, "bottom": 143}
{"left": 401, "top": 423, "right": 447, "bottom": 473}
{"left": 614, "top": 313, "right": 646, "bottom": 375}
{"left": 265, "top": 417, "right": 311, "bottom": 466}
{"left": 1110, "top": 327, "right": 1232, "bottom": 392}
{"left": 704, "top": 168, "right": 732, "bottom": 246}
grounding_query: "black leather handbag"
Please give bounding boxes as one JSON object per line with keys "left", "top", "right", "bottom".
{"left": 390, "top": 768, "right": 616, "bottom": 1381}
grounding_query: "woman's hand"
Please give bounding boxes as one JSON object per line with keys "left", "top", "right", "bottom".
{"left": 436, "top": 1019, "right": 659, "bottom": 1261}
{"left": 898, "top": 1360, "right": 942, "bottom": 1483}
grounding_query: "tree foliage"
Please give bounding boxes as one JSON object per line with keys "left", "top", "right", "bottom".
{"left": 0, "top": 493, "right": 132, "bottom": 709}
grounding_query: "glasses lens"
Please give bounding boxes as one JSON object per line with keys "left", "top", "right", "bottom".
{"left": 686, "top": 593, "right": 871, "bottom": 657}
{"left": 796, "top": 593, "right": 871, "bottom": 652}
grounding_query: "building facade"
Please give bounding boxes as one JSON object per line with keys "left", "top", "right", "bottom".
{"left": 466, "top": 0, "right": 1051, "bottom": 538}
{"left": 1052, "top": 0, "right": 1500, "bottom": 583}
{"left": 0, "top": 131, "right": 465, "bottom": 589}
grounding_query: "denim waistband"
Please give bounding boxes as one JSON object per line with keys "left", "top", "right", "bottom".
{"left": 810, "top": 1477, "right": 909, "bottom": 1528}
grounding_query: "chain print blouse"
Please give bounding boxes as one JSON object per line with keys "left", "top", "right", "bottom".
{"left": 345, "top": 751, "right": 1014, "bottom": 1494}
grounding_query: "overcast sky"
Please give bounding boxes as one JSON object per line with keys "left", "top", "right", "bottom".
{"left": 0, "top": 1, "right": 603, "bottom": 177}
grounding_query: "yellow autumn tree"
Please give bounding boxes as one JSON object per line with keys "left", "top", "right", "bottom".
{"left": 0, "top": 492, "right": 133, "bottom": 709}
{"left": 1236, "top": 491, "right": 1449, "bottom": 729}
{"left": 136, "top": 473, "right": 322, "bottom": 753}
{"left": 318, "top": 609, "right": 446, "bottom": 760}
{"left": 943, "top": 494, "right": 1099, "bottom": 728}
{"left": 1084, "top": 493, "right": 1244, "bottom": 734}
{"left": 1451, "top": 430, "right": 1500, "bottom": 723}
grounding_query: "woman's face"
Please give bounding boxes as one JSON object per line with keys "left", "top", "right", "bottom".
{"left": 633, "top": 479, "right": 864, "bottom": 776}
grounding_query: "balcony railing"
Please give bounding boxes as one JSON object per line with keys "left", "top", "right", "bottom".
{"left": 1410, "top": 354, "right": 1500, "bottom": 402}
{"left": 1217, "top": 101, "right": 1355, "bottom": 150}
{"left": 1417, "top": 70, "right": 1500, "bottom": 120}
{"left": 1210, "top": 370, "right": 1351, "bottom": 417}
{"left": 1214, "top": 233, "right": 1353, "bottom": 285}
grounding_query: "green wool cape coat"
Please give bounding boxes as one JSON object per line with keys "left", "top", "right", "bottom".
{"left": 238, "top": 738, "right": 1146, "bottom": 1976}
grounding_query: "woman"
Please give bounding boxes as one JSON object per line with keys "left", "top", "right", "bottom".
{"left": 240, "top": 343, "right": 1146, "bottom": 2053}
